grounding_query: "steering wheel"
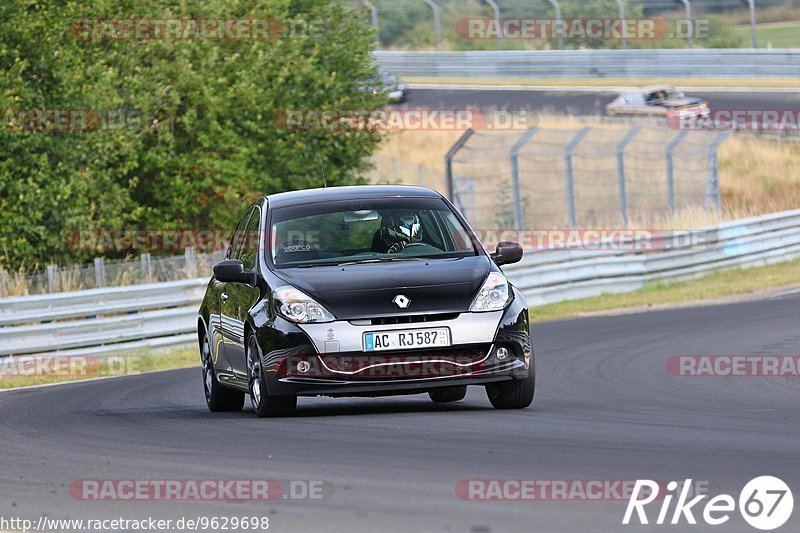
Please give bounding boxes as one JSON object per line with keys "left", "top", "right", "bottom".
{"left": 387, "top": 242, "right": 427, "bottom": 254}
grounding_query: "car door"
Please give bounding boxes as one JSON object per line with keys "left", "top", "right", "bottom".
{"left": 221, "top": 205, "right": 263, "bottom": 379}
{"left": 218, "top": 206, "right": 254, "bottom": 378}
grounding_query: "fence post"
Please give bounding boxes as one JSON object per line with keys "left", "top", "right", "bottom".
{"left": 510, "top": 127, "right": 539, "bottom": 228}
{"left": 546, "top": 0, "right": 563, "bottom": 50}
{"left": 680, "top": 0, "right": 693, "bottom": 49}
{"left": 445, "top": 128, "right": 475, "bottom": 210}
{"left": 483, "top": 0, "right": 502, "bottom": 50}
{"left": 141, "top": 253, "right": 152, "bottom": 282}
{"left": 185, "top": 246, "right": 197, "bottom": 278}
{"left": 665, "top": 131, "right": 689, "bottom": 214}
{"left": 391, "top": 157, "right": 399, "bottom": 182}
{"left": 707, "top": 131, "right": 731, "bottom": 212}
{"left": 615, "top": 0, "right": 626, "bottom": 50}
{"left": 418, "top": 164, "right": 425, "bottom": 186}
{"left": 616, "top": 125, "right": 642, "bottom": 225}
{"left": 361, "top": 0, "right": 379, "bottom": 43}
{"left": 423, "top": 0, "right": 443, "bottom": 50}
{"left": 564, "top": 127, "right": 591, "bottom": 227}
{"left": 748, "top": 0, "right": 758, "bottom": 48}
{"left": 94, "top": 257, "right": 106, "bottom": 288}
{"left": 46, "top": 264, "right": 58, "bottom": 293}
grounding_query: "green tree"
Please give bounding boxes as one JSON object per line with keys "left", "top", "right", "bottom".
{"left": 0, "top": 0, "right": 383, "bottom": 268}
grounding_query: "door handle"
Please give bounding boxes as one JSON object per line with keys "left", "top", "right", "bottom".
{"left": 220, "top": 293, "right": 228, "bottom": 301}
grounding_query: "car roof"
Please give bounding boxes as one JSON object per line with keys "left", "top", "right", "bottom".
{"left": 264, "top": 185, "right": 443, "bottom": 209}
{"left": 640, "top": 85, "right": 677, "bottom": 93}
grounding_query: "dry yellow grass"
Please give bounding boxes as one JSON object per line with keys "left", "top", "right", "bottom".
{"left": 373, "top": 117, "right": 800, "bottom": 229}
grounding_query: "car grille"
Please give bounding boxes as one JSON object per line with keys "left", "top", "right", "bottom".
{"left": 352, "top": 313, "right": 460, "bottom": 326}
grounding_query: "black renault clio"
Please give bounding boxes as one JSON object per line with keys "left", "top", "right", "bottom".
{"left": 198, "top": 185, "right": 533, "bottom": 417}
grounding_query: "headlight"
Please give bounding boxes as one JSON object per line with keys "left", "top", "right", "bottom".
{"left": 469, "top": 272, "right": 511, "bottom": 312}
{"left": 273, "top": 285, "right": 335, "bottom": 323}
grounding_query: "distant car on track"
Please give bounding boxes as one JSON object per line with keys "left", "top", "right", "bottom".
{"left": 197, "top": 185, "right": 534, "bottom": 417}
{"left": 361, "top": 69, "right": 407, "bottom": 103}
{"left": 606, "top": 85, "right": 710, "bottom": 119}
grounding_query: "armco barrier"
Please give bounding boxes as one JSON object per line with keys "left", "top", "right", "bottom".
{"left": 375, "top": 49, "right": 800, "bottom": 78}
{"left": 2, "top": 209, "right": 800, "bottom": 356}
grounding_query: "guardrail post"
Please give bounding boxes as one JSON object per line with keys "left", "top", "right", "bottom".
{"left": 616, "top": 125, "right": 641, "bottom": 225}
{"left": 361, "top": 0, "right": 379, "bottom": 43}
{"left": 46, "top": 264, "right": 58, "bottom": 293}
{"left": 615, "top": 0, "right": 626, "bottom": 50}
{"left": 94, "top": 257, "right": 106, "bottom": 288}
{"left": 546, "top": 0, "right": 563, "bottom": 50}
{"left": 483, "top": 0, "right": 502, "bottom": 50}
{"left": 707, "top": 131, "right": 731, "bottom": 212}
{"left": 748, "top": 0, "right": 758, "bottom": 48}
{"left": 510, "top": 127, "right": 539, "bottom": 228}
{"left": 564, "top": 127, "right": 591, "bottom": 227}
{"left": 141, "top": 253, "right": 152, "bottom": 282}
{"left": 680, "top": 0, "right": 693, "bottom": 49}
{"left": 445, "top": 128, "right": 475, "bottom": 209}
{"left": 423, "top": 0, "right": 443, "bottom": 51}
{"left": 665, "top": 130, "right": 689, "bottom": 214}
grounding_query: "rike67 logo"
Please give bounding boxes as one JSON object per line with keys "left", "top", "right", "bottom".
{"left": 624, "top": 476, "right": 794, "bottom": 530}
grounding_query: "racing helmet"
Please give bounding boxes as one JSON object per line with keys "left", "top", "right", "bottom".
{"left": 379, "top": 211, "right": 422, "bottom": 248}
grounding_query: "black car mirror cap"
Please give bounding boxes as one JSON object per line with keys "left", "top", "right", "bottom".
{"left": 491, "top": 241, "right": 523, "bottom": 266}
{"left": 213, "top": 259, "right": 256, "bottom": 285}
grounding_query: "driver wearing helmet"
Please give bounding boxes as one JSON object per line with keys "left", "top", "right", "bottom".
{"left": 371, "top": 211, "right": 423, "bottom": 253}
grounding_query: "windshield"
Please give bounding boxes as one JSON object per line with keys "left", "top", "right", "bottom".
{"left": 270, "top": 197, "right": 477, "bottom": 268}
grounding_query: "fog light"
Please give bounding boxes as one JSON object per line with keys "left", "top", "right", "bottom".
{"left": 496, "top": 347, "right": 509, "bottom": 360}
{"left": 297, "top": 360, "right": 311, "bottom": 373}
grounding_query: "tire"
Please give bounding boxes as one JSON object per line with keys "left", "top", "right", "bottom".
{"left": 201, "top": 335, "right": 245, "bottom": 412}
{"left": 428, "top": 385, "right": 467, "bottom": 403}
{"left": 485, "top": 358, "right": 535, "bottom": 410}
{"left": 248, "top": 334, "right": 297, "bottom": 418}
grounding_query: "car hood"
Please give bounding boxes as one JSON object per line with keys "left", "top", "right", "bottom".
{"left": 273, "top": 256, "right": 492, "bottom": 320}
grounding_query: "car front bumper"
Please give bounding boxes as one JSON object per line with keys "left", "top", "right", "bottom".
{"left": 254, "top": 288, "right": 531, "bottom": 397}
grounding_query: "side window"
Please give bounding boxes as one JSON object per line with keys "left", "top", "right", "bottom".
{"left": 228, "top": 207, "right": 254, "bottom": 260}
{"left": 239, "top": 207, "right": 261, "bottom": 270}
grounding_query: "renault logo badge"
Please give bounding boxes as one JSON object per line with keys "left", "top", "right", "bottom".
{"left": 393, "top": 295, "right": 410, "bottom": 308}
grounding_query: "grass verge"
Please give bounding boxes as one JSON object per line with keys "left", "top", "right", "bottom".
{"left": 0, "top": 346, "right": 198, "bottom": 390}
{"left": 530, "top": 257, "right": 800, "bottom": 322}
{"left": 405, "top": 77, "right": 800, "bottom": 89}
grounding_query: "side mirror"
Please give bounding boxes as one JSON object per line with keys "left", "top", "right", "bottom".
{"left": 491, "top": 241, "right": 523, "bottom": 266}
{"left": 213, "top": 259, "right": 255, "bottom": 285}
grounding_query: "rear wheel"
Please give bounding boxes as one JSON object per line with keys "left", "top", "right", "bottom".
{"left": 428, "top": 386, "right": 467, "bottom": 403}
{"left": 248, "top": 334, "right": 297, "bottom": 418}
{"left": 486, "top": 358, "right": 535, "bottom": 410}
{"left": 201, "top": 335, "right": 244, "bottom": 412}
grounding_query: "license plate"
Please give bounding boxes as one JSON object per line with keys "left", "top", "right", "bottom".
{"left": 363, "top": 328, "right": 451, "bottom": 352}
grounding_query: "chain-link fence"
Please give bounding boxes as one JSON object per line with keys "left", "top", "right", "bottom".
{"left": 0, "top": 248, "right": 225, "bottom": 298}
{"left": 346, "top": 0, "right": 798, "bottom": 51}
{"left": 446, "top": 125, "right": 730, "bottom": 228}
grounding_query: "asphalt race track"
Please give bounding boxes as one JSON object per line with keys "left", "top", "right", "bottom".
{"left": 1, "top": 292, "right": 799, "bottom": 533}
{"left": 404, "top": 87, "right": 800, "bottom": 116}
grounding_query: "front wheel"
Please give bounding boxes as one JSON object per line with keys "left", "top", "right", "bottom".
{"left": 201, "top": 336, "right": 244, "bottom": 412}
{"left": 248, "top": 334, "right": 297, "bottom": 418}
{"left": 485, "top": 358, "right": 535, "bottom": 409}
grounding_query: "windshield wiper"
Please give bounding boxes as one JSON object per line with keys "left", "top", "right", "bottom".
{"left": 337, "top": 257, "right": 428, "bottom": 267}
